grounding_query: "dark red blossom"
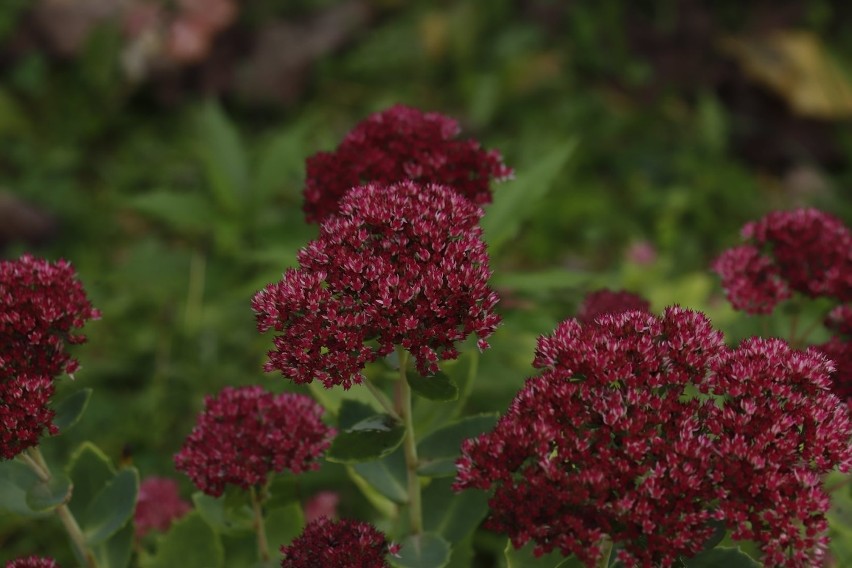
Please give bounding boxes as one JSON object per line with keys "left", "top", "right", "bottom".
{"left": 0, "top": 255, "right": 100, "bottom": 378}
{"left": 174, "top": 386, "right": 333, "bottom": 497}
{"left": 713, "top": 209, "right": 852, "bottom": 314}
{"left": 455, "top": 308, "right": 852, "bottom": 568}
{"left": 456, "top": 308, "right": 726, "bottom": 567}
{"left": 303, "top": 104, "right": 512, "bottom": 223}
{"left": 825, "top": 304, "right": 852, "bottom": 337}
{"left": 6, "top": 557, "right": 59, "bottom": 568}
{"left": 0, "top": 374, "right": 56, "bottom": 460}
{"left": 816, "top": 338, "right": 852, "bottom": 408}
{"left": 1, "top": 255, "right": 98, "bottom": 459}
{"left": 134, "top": 476, "right": 192, "bottom": 537}
{"left": 707, "top": 339, "right": 852, "bottom": 567}
{"left": 575, "top": 288, "right": 651, "bottom": 324}
{"left": 254, "top": 181, "right": 500, "bottom": 384}
{"left": 280, "top": 517, "right": 397, "bottom": 568}
{"left": 711, "top": 245, "right": 791, "bottom": 314}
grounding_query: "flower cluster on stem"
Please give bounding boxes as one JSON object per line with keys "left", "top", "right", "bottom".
{"left": 280, "top": 517, "right": 398, "bottom": 568}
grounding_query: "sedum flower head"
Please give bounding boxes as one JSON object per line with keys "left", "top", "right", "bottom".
{"left": 174, "top": 386, "right": 333, "bottom": 497}
{"left": 713, "top": 209, "right": 852, "bottom": 314}
{"left": 6, "top": 557, "right": 59, "bottom": 568}
{"left": 280, "top": 517, "right": 397, "bottom": 568}
{"left": 0, "top": 255, "right": 100, "bottom": 379}
{"left": 456, "top": 308, "right": 726, "bottom": 567}
{"left": 1, "top": 255, "right": 99, "bottom": 459}
{"left": 817, "top": 305, "right": 852, "bottom": 408}
{"left": 708, "top": 338, "right": 852, "bottom": 567}
{"left": 303, "top": 104, "right": 512, "bottom": 223}
{"left": 254, "top": 181, "right": 501, "bottom": 386}
{"left": 1, "top": 374, "right": 56, "bottom": 460}
{"left": 575, "top": 288, "right": 651, "bottom": 324}
{"left": 455, "top": 307, "right": 852, "bottom": 567}
{"left": 134, "top": 476, "right": 192, "bottom": 537}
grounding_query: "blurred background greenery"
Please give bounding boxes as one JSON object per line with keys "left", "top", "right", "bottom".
{"left": 1, "top": 0, "right": 851, "bottom": 564}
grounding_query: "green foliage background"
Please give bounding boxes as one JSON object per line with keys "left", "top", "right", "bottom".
{"left": 1, "top": 0, "right": 850, "bottom": 565}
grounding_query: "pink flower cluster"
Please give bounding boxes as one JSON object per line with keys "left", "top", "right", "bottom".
{"left": 280, "top": 517, "right": 397, "bottom": 568}
{"left": 5, "top": 557, "right": 59, "bottom": 568}
{"left": 455, "top": 307, "right": 852, "bottom": 568}
{"left": 1, "top": 255, "right": 99, "bottom": 460}
{"left": 254, "top": 181, "right": 500, "bottom": 386}
{"left": 303, "top": 104, "right": 512, "bottom": 223}
{"left": 134, "top": 476, "right": 192, "bottom": 537}
{"left": 576, "top": 288, "right": 650, "bottom": 324}
{"left": 174, "top": 386, "right": 333, "bottom": 496}
{"left": 712, "top": 209, "right": 852, "bottom": 314}
{"left": 817, "top": 305, "right": 852, "bottom": 407}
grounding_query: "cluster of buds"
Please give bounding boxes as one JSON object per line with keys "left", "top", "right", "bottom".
{"left": 280, "top": 517, "right": 398, "bottom": 568}
{"left": 1, "top": 255, "right": 99, "bottom": 460}
{"left": 455, "top": 308, "right": 852, "bottom": 567}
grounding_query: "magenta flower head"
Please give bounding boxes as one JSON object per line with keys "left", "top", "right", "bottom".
{"left": 254, "top": 181, "right": 501, "bottom": 386}
{"left": 6, "top": 557, "right": 59, "bottom": 568}
{"left": 713, "top": 209, "right": 852, "bottom": 313}
{"left": 708, "top": 339, "right": 852, "bottom": 566}
{"left": 575, "top": 288, "right": 651, "bottom": 324}
{"left": 455, "top": 307, "right": 727, "bottom": 567}
{"left": 174, "top": 386, "right": 334, "bottom": 497}
{"left": 280, "top": 517, "right": 398, "bottom": 568}
{"left": 303, "top": 104, "right": 513, "bottom": 223}
{"left": 1, "top": 255, "right": 99, "bottom": 460}
{"left": 134, "top": 476, "right": 192, "bottom": 537}
{"left": 0, "top": 255, "right": 100, "bottom": 378}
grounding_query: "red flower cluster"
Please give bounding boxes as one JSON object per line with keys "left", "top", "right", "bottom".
{"left": 174, "top": 386, "right": 333, "bottom": 496}
{"left": 303, "top": 104, "right": 512, "bottom": 223}
{"left": 1, "top": 255, "right": 99, "bottom": 460}
{"left": 712, "top": 209, "right": 852, "bottom": 314}
{"left": 134, "top": 476, "right": 192, "bottom": 537}
{"left": 455, "top": 308, "right": 852, "bottom": 568}
{"left": 280, "top": 517, "right": 397, "bottom": 568}
{"left": 817, "top": 305, "right": 852, "bottom": 407}
{"left": 575, "top": 288, "right": 651, "bottom": 324}
{"left": 5, "top": 557, "right": 59, "bottom": 568}
{"left": 254, "top": 182, "right": 500, "bottom": 386}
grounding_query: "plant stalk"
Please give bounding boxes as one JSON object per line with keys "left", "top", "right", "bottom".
{"left": 364, "top": 376, "right": 402, "bottom": 422}
{"left": 24, "top": 448, "right": 97, "bottom": 568}
{"left": 599, "top": 537, "right": 613, "bottom": 568}
{"left": 250, "top": 485, "right": 271, "bottom": 563}
{"left": 395, "top": 347, "right": 423, "bottom": 535}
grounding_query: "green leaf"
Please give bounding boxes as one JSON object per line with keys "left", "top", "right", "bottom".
{"left": 192, "top": 491, "right": 254, "bottom": 535}
{"left": 196, "top": 99, "right": 248, "bottom": 212}
{"left": 327, "top": 414, "right": 406, "bottom": 464}
{"left": 52, "top": 388, "right": 92, "bottom": 433}
{"left": 254, "top": 121, "right": 313, "bottom": 202}
{"left": 407, "top": 371, "right": 459, "bottom": 402}
{"left": 0, "top": 460, "right": 47, "bottom": 518}
{"left": 391, "top": 532, "right": 451, "bottom": 568}
{"left": 504, "top": 541, "right": 580, "bottom": 568}
{"left": 265, "top": 502, "right": 305, "bottom": 550}
{"left": 339, "top": 399, "right": 381, "bottom": 429}
{"left": 482, "top": 139, "right": 578, "bottom": 255}
{"left": 308, "top": 382, "right": 382, "bottom": 416}
{"left": 417, "top": 414, "right": 498, "bottom": 477}
{"left": 92, "top": 520, "right": 134, "bottom": 568}
{"left": 126, "top": 191, "right": 217, "bottom": 235}
{"left": 422, "top": 478, "right": 488, "bottom": 544}
{"left": 352, "top": 447, "right": 409, "bottom": 504}
{"left": 82, "top": 468, "right": 139, "bottom": 545}
{"left": 25, "top": 471, "right": 72, "bottom": 511}
{"left": 66, "top": 442, "right": 116, "bottom": 518}
{"left": 142, "top": 511, "right": 224, "bottom": 568}
{"left": 682, "top": 546, "right": 761, "bottom": 568}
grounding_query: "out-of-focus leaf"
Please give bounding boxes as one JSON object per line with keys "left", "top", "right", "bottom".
{"left": 353, "top": 447, "right": 408, "bottom": 504}
{"left": 0, "top": 460, "right": 46, "bottom": 518}
{"left": 721, "top": 31, "right": 852, "bottom": 118}
{"left": 126, "top": 191, "right": 217, "bottom": 235}
{"left": 483, "top": 139, "right": 577, "bottom": 255}
{"left": 682, "top": 546, "right": 760, "bottom": 568}
{"left": 53, "top": 388, "right": 92, "bottom": 433}
{"left": 25, "top": 472, "right": 72, "bottom": 512}
{"left": 82, "top": 468, "right": 139, "bottom": 545}
{"left": 196, "top": 100, "right": 248, "bottom": 211}
{"left": 67, "top": 442, "right": 116, "bottom": 519}
{"left": 141, "top": 511, "right": 224, "bottom": 568}
{"left": 92, "top": 520, "right": 134, "bottom": 568}
{"left": 407, "top": 371, "right": 459, "bottom": 402}
{"left": 391, "top": 532, "right": 451, "bottom": 568}
{"left": 417, "top": 414, "right": 498, "bottom": 477}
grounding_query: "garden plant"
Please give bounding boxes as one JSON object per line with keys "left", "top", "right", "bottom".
{"left": 2, "top": 103, "right": 852, "bottom": 568}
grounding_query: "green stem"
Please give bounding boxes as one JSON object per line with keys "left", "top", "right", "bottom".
{"left": 395, "top": 347, "right": 423, "bottom": 535}
{"left": 599, "top": 537, "right": 613, "bottom": 568}
{"left": 250, "top": 485, "right": 270, "bottom": 563}
{"left": 364, "top": 376, "right": 402, "bottom": 422}
{"left": 24, "top": 448, "right": 97, "bottom": 568}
